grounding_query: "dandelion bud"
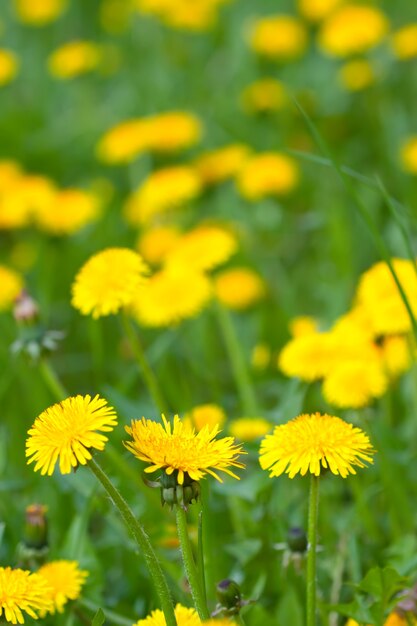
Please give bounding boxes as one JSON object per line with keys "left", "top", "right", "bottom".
{"left": 216, "top": 579, "right": 242, "bottom": 611}
{"left": 287, "top": 527, "right": 308, "bottom": 553}
{"left": 24, "top": 504, "right": 48, "bottom": 550}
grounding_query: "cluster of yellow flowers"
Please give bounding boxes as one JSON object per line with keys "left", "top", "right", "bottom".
{"left": 0, "top": 160, "right": 100, "bottom": 235}
{"left": 279, "top": 258, "right": 416, "bottom": 409}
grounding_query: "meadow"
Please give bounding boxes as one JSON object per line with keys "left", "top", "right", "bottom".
{"left": 1, "top": 0, "right": 417, "bottom": 625}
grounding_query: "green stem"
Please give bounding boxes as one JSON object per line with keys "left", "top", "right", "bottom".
{"left": 175, "top": 505, "right": 210, "bottom": 620}
{"left": 214, "top": 302, "right": 258, "bottom": 416}
{"left": 307, "top": 475, "right": 319, "bottom": 626}
{"left": 88, "top": 457, "right": 177, "bottom": 626}
{"left": 197, "top": 511, "right": 207, "bottom": 608}
{"left": 121, "top": 313, "right": 168, "bottom": 415}
{"left": 39, "top": 358, "right": 68, "bottom": 400}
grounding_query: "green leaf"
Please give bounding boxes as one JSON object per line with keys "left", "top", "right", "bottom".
{"left": 91, "top": 608, "right": 105, "bottom": 626}
{"left": 357, "top": 566, "right": 409, "bottom": 604}
{"left": 327, "top": 596, "right": 375, "bottom": 623}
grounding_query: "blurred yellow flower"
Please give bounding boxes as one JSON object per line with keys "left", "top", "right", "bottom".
{"left": 251, "top": 343, "right": 271, "bottom": 369}
{"left": 0, "top": 160, "right": 21, "bottom": 190}
{"left": 0, "top": 566, "right": 53, "bottom": 624}
{"left": 230, "top": 417, "right": 272, "bottom": 442}
{"left": 400, "top": 136, "right": 417, "bottom": 174}
{"left": 0, "top": 174, "right": 56, "bottom": 229}
{"left": 278, "top": 331, "right": 334, "bottom": 381}
{"left": 195, "top": 144, "right": 250, "bottom": 185}
{"left": 38, "top": 561, "right": 88, "bottom": 614}
{"left": 137, "top": 225, "right": 182, "bottom": 266}
{"left": 72, "top": 248, "right": 149, "bottom": 319}
{"left": 339, "top": 59, "right": 375, "bottom": 92}
{"left": 347, "top": 614, "right": 412, "bottom": 626}
{"left": 133, "top": 603, "right": 200, "bottom": 626}
{"left": 34, "top": 188, "right": 99, "bottom": 235}
{"left": 125, "top": 166, "right": 202, "bottom": 225}
{"left": 260, "top": 412, "right": 375, "bottom": 478}
{"left": 136, "top": 0, "right": 228, "bottom": 32}
{"left": 241, "top": 78, "right": 287, "bottom": 114}
{"left": 214, "top": 267, "right": 265, "bottom": 310}
{"left": 0, "top": 265, "right": 23, "bottom": 311}
{"left": 236, "top": 152, "right": 299, "bottom": 200}
{"left": 131, "top": 265, "right": 211, "bottom": 327}
{"left": 249, "top": 15, "right": 308, "bottom": 61}
{"left": 0, "top": 50, "right": 19, "bottom": 86}
{"left": 391, "top": 24, "right": 417, "bottom": 60}
{"left": 289, "top": 316, "right": 318, "bottom": 338}
{"left": 26, "top": 395, "right": 118, "bottom": 475}
{"left": 318, "top": 5, "right": 389, "bottom": 57}
{"left": 48, "top": 41, "right": 101, "bottom": 79}
{"left": 322, "top": 359, "right": 388, "bottom": 408}
{"left": 185, "top": 404, "right": 226, "bottom": 431}
{"left": 166, "top": 224, "right": 237, "bottom": 272}
{"left": 297, "top": 0, "right": 342, "bottom": 23}
{"left": 381, "top": 335, "right": 411, "bottom": 378}
{"left": 146, "top": 111, "right": 203, "bottom": 153}
{"left": 14, "top": 0, "right": 67, "bottom": 25}
{"left": 97, "top": 118, "right": 152, "bottom": 164}
{"left": 356, "top": 259, "right": 417, "bottom": 335}
{"left": 125, "top": 414, "right": 245, "bottom": 484}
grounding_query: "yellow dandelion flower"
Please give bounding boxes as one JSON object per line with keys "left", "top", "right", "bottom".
{"left": 0, "top": 265, "right": 24, "bottom": 311}
{"left": 241, "top": 78, "right": 287, "bottom": 114}
{"left": 133, "top": 603, "right": 200, "bottom": 626}
{"left": 318, "top": 5, "right": 389, "bottom": 57}
{"left": 34, "top": 188, "right": 99, "bottom": 235}
{"left": 203, "top": 620, "right": 238, "bottom": 625}
{"left": 194, "top": 144, "right": 250, "bottom": 185}
{"left": 251, "top": 343, "right": 271, "bottom": 369}
{"left": 72, "top": 248, "right": 149, "bottom": 319}
{"left": 161, "top": 0, "right": 221, "bottom": 32}
{"left": 236, "top": 152, "right": 299, "bottom": 200}
{"left": 391, "top": 24, "right": 417, "bottom": 60}
{"left": 185, "top": 404, "right": 226, "bottom": 432}
{"left": 37, "top": 561, "right": 88, "bottom": 614}
{"left": 339, "top": 59, "right": 375, "bottom": 92}
{"left": 0, "top": 160, "right": 21, "bottom": 190}
{"left": 384, "top": 613, "right": 411, "bottom": 626}
{"left": 289, "top": 316, "right": 318, "bottom": 338}
{"left": 259, "top": 412, "right": 375, "bottom": 478}
{"left": 249, "top": 15, "right": 308, "bottom": 61}
{"left": 0, "top": 566, "right": 53, "bottom": 624}
{"left": 400, "top": 136, "right": 417, "bottom": 174}
{"left": 331, "top": 306, "right": 375, "bottom": 342}
{"left": 229, "top": 417, "right": 272, "bottom": 442}
{"left": 131, "top": 265, "right": 211, "bottom": 327}
{"left": 214, "top": 267, "right": 265, "bottom": 310}
{"left": 355, "top": 259, "right": 417, "bottom": 335}
{"left": 0, "top": 49, "right": 19, "bottom": 86}
{"left": 14, "top": 0, "right": 67, "bottom": 25}
{"left": 278, "top": 331, "right": 334, "bottom": 382}
{"left": 322, "top": 359, "right": 388, "bottom": 409}
{"left": 146, "top": 111, "right": 202, "bottom": 153}
{"left": 0, "top": 174, "right": 56, "bottom": 229}
{"left": 125, "top": 166, "right": 202, "bottom": 226}
{"left": 125, "top": 414, "right": 245, "bottom": 484}
{"left": 48, "top": 41, "right": 101, "bottom": 79}
{"left": 26, "top": 394, "right": 118, "bottom": 476}
{"left": 166, "top": 224, "right": 237, "bottom": 272}
{"left": 97, "top": 118, "right": 153, "bottom": 164}
{"left": 297, "top": 0, "right": 342, "bottom": 23}
{"left": 381, "top": 335, "right": 411, "bottom": 378}
{"left": 137, "top": 225, "right": 182, "bottom": 266}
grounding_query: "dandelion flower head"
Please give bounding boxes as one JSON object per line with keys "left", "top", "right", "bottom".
{"left": 230, "top": 417, "right": 272, "bottom": 442}
{"left": 322, "top": 359, "right": 388, "bottom": 409}
{"left": 166, "top": 224, "right": 237, "bottom": 272}
{"left": 26, "top": 394, "right": 118, "bottom": 475}
{"left": 289, "top": 315, "right": 318, "bottom": 338}
{"left": 241, "top": 78, "right": 287, "bottom": 114}
{"left": 48, "top": 41, "right": 101, "bottom": 79}
{"left": 249, "top": 15, "right": 307, "bottom": 60}
{"left": 0, "top": 566, "right": 53, "bottom": 624}
{"left": 381, "top": 335, "right": 411, "bottom": 378}
{"left": 72, "top": 247, "right": 149, "bottom": 318}
{"left": 185, "top": 404, "right": 226, "bottom": 432}
{"left": 259, "top": 412, "right": 375, "bottom": 478}
{"left": 14, "top": 0, "right": 67, "bottom": 25}
{"left": 194, "top": 144, "right": 250, "bottom": 185}
{"left": 0, "top": 174, "right": 56, "bottom": 230}
{"left": 145, "top": 111, "right": 202, "bottom": 153}
{"left": 236, "top": 152, "right": 299, "bottom": 200}
{"left": 214, "top": 267, "right": 265, "bottom": 310}
{"left": 37, "top": 561, "right": 88, "bottom": 614}
{"left": 0, "top": 265, "right": 24, "bottom": 311}
{"left": 125, "top": 414, "right": 245, "bottom": 484}
{"left": 297, "top": 0, "right": 342, "bottom": 23}
{"left": 0, "top": 49, "right": 19, "bottom": 86}
{"left": 401, "top": 136, "right": 417, "bottom": 174}
{"left": 133, "top": 603, "right": 200, "bottom": 626}
{"left": 391, "top": 24, "right": 417, "bottom": 60}
{"left": 97, "top": 118, "right": 153, "bottom": 164}
{"left": 34, "top": 188, "right": 99, "bottom": 235}
{"left": 137, "top": 225, "right": 182, "bottom": 266}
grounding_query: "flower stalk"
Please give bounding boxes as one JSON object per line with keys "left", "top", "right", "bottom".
{"left": 88, "top": 457, "right": 177, "bottom": 626}
{"left": 307, "top": 475, "right": 319, "bottom": 626}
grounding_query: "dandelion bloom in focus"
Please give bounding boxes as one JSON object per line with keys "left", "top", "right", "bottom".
{"left": 0, "top": 566, "right": 53, "bottom": 624}
{"left": 14, "top": 0, "right": 66, "bottom": 25}
{"left": 0, "top": 50, "right": 19, "bottom": 86}
{"left": 185, "top": 404, "right": 226, "bottom": 432}
{"left": 230, "top": 417, "right": 272, "bottom": 442}
{"left": 249, "top": 15, "right": 307, "bottom": 61}
{"left": 131, "top": 265, "right": 211, "bottom": 327}
{"left": 260, "top": 412, "right": 375, "bottom": 478}
{"left": 125, "top": 166, "right": 202, "bottom": 225}
{"left": 34, "top": 188, "right": 99, "bottom": 235}
{"left": 0, "top": 265, "right": 24, "bottom": 311}
{"left": 194, "top": 144, "right": 250, "bottom": 186}
{"left": 339, "top": 60, "right": 375, "bottom": 92}
{"left": 214, "top": 267, "right": 265, "bottom": 310}
{"left": 318, "top": 5, "right": 389, "bottom": 57}
{"left": 241, "top": 78, "right": 287, "bottom": 114}
{"left": 37, "top": 561, "right": 88, "bottom": 614}
{"left": 72, "top": 248, "right": 149, "bottom": 319}
{"left": 297, "top": 0, "right": 342, "bottom": 23}
{"left": 166, "top": 224, "right": 237, "bottom": 272}
{"left": 400, "top": 137, "right": 417, "bottom": 174}
{"left": 133, "top": 603, "right": 200, "bottom": 626}
{"left": 236, "top": 152, "right": 299, "bottom": 200}
{"left": 391, "top": 24, "right": 417, "bottom": 60}
{"left": 48, "top": 41, "right": 101, "bottom": 79}
{"left": 26, "top": 394, "right": 118, "bottom": 475}
{"left": 125, "top": 414, "right": 245, "bottom": 485}
{"left": 137, "top": 225, "right": 182, "bottom": 266}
